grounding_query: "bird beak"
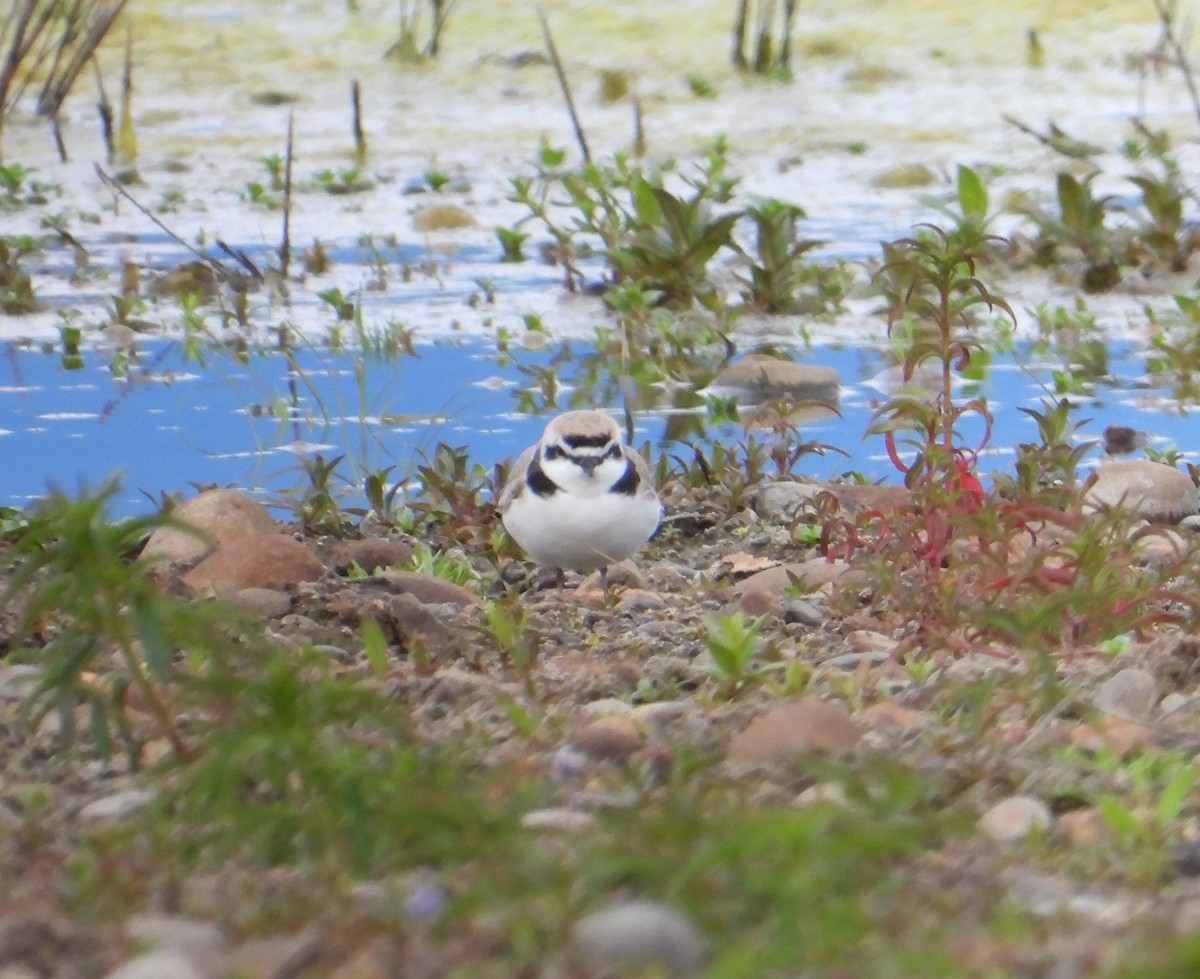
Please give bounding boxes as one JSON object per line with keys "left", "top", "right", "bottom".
{"left": 578, "top": 457, "right": 602, "bottom": 477}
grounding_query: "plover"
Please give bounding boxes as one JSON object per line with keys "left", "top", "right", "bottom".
{"left": 500, "top": 410, "right": 662, "bottom": 586}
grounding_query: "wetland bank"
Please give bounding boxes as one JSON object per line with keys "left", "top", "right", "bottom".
{"left": 7, "top": 1, "right": 1200, "bottom": 977}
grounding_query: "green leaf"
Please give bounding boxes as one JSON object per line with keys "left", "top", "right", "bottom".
{"left": 362, "top": 618, "right": 390, "bottom": 676}
{"left": 633, "top": 178, "right": 662, "bottom": 226}
{"left": 956, "top": 165, "right": 988, "bottom": 222}
{"left": 1157, "top": 766, "right": 1196, "bottom": 826}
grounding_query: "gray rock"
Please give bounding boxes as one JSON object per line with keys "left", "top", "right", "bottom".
{"left": 78, "top": 788, "right": 157, "bottom": 824}
{"left": 104, "top": 952, "right": 205, "bottom": 979}
{"left": 782, "top": 598, "right": 824, "bottom": 627}
{"left": 756, "top": 481, "right": 822, "bottom": 519}
{"left": 1085, "top": 461, "right": 1198, "bottom": 522}
{"left": 520, "top": 807, "right": 596, "bottom": 833}
{"left": 227, "top": 587, "right": 292, "bottom": 619}
{"left": 1093, "top": 667, "right": 1157, "bottom": 720}
{"left": 126, "top": 917, "right": 226, "bottom": 979}
{"left": 980, "top": 795, "right": 1051, "bottom": 842}
{"left": 571, "top": 900, "right": 706, "bottom": 978}
{"left": 711, "top": 354, "right": 840, "bottom": 402}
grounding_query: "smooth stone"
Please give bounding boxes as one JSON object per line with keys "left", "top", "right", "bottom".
{"left": 1160, "top": 692, "right": 1190, "bottom": 716}
{"left": 727, "top": 698, "right": 860, "bottom": 766}
{"left": 732, "top": 589, "right": 784, "bottom": 619}
{"left": 980, "top": 795, "right": 1052, "bottom": 842}
{"left": 782, "top": 598, "right": 824, "bottom": 627}
{"left": 570, "top": 900, "right": 706, "bottom": 978}
{"left": 1084, "top": 460, "right": 1198, "bottom": 522}
{"left": 573, "top": 716, "right": 643, "bottom": 762}
{"left": 856, "top": 701, "right": 928, "bottom": 731}
{"left": 104, "top": 952, "right": 205, "bottom": 979}
{"left": 78, "top": 788, "right": 157, "bottom": 824}
{"left": 733, "top": 559, "right": 855, "bottom": 597}
{"left": 412, "top": 202, "right": 475, "bottom": 231}
{"left": 616, "top": 589, "right": 668, "bottom": 613}
{"left": 221, "top": 928, "right": 321, "bottom": 979}
{"left": 520, "top": 807, "right": 596, "bottom": 832}
{"left": 226, "top": 587, "right": 293, "bottom": 619}
{"left": 182, "top": 534, "right": 324, "bottom": 596}
{"left": 1093, "top": 667, "right": 1157, "bottom": 720}
{"left": 1057, "top": 808, "right": 1109, "bottom": 847}
{"left": 126, "top": 917, "right": 227, "bottom": 979}
{"left": 757, "top": 480, "right": 912, "bottom": 519}
{"left": 383, "top": 592, "right": 453, "bottom": 648}
{"left": 580, "top": 698, "right": 635, "bottom": 718}
{"left": 755, "top": 481, "right": 821, "bottom": 520}
{"left": 141, "top": 489, "right": 277, "bottom": 564}
{"left": 870, "top": 162, "right": 937, "bottom": 188}
{"left": 374, "top": 570, "right": 479, "bottom": 607}
{"left": 330, "top": 538, "right": 415, "bottom": 575}
{"left": 711, "top": 354, "right": 840, "bottom": 401}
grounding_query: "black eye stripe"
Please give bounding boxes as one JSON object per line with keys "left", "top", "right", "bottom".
{"left": 563, "top": 433, "right": 613, "bottom": 449}
{"left": 544, "top": 444, "right": 565, "bottom": 460}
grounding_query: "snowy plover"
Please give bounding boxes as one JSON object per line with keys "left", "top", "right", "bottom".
{"left": 500, "top": 410, "right": 662, "bottom": 586}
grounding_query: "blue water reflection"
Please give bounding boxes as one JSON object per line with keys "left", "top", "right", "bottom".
{"left": 0, "top": 337, "right": 1190, "bottom": 515}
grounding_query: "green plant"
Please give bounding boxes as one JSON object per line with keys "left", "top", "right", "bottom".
{"left": 697, "top": 611, "right": 789, "bottom": 697}
{"left": 404, "top": 541, "right": 480, "bottom": 586}
{"left": 314, "top": 167, "right": 373, "bottom": 195}
{"left": 511, "top": 140, "right": 742, "bottom": 307}
{"left": 495, "top": 225, "right": 530, "bottom": 262}
{"left": 3, "top": 479, "right": 246, "bottom": 765}
{"left": 477, "top": 598, "right": 541, "bottom": 694}
{"left": 738, "top": 198, "right": 825, "bottom": 313}
{"left": 0, "top": 235, "right": 43, "bottom": 313}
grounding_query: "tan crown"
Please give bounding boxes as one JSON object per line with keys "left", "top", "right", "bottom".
{"left": 542, "top": 410, "right": 622, "bottom": 443}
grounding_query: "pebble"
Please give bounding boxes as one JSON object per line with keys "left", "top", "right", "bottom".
{"left": 330, "top": 537, "right": 415, "bottom": 574}
{"left": 104, "top": 952, "right": 205, "bottom": 979}
{"left": 732, "top": 589, "right": 784, "bottom": 619}
{"left": 1160, "top": 692, "right": 1189, "bottom": 716}
{"left": 847, "top": 630, "right": 895, "bottom": 654}
{"left": 616, "top": 589, "right": 669, "bottom": 613}
{"left": 580, "top": 698, "right": 634, "bottom": 718}
{"left": 520, "top": 807, "right": 597, "bottom": 833}
{"left": 755, "top": 481, "right": 821, "bottom": 520}
{"left": 222, "top": 928, "right": 321, "bottom": 979}
{"left": 1084, "top": 460, "right": 1199, "bottom": 522}
{"left": 384, "top": 592, "right": 453, "bottom": 648}
{"left": 856, "top": 701, "right": 928, "bottom": 731}
{"left": 570, "top": 900, "right": 706, "bottom": 978}
{"left": 1093, "top": 667, "right": 1157, "bottom": 720}
{"left": 1057, "top": 808, "right": 1109, "bottom": 847}
{"left": 126, "top": 916, "right": 226, "bottom": 979}
{"left": 733, "top": 559, "right": 854, "bottom": 597}
{"left": 374, "top": 570, "right": 479, "bottom": 607}
{"left": 226, "top": 587, "right": 292, "bottom": 619}
{"left": 573, "top": 716, "right": 643, "bottom": 762}
{"left": 632, "top": 700, "right": 695, "bottom": 730}
{"left": 980, "top": 795, "right": 1052, "bottom": 842}
{"left": 795, "top": 782, "right": 850, "bottom": 807}
{"left": 78, "top": 788, "right": 157, "bottom": 824}
{"left": 727, "top": 698, "right": 861, "bottom": 766}
{"left": 782, "top": 598, "right": 824, "bottom": 627}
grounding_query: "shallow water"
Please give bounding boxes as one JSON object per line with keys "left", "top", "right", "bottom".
{"left": 1, "top": 332, "right": 1192, "bottom": 515}
{"left": 0, "top": 0, "right": 1196, "bottom": 512}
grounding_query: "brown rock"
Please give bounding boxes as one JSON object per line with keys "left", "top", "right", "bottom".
{"left": 1058, "top": 808, "right": 1109, "bottom": 847}
{"left": 383, "top": 593, "right": 453, "bottom": 648}
{"left": 142, "top": 489, "right": 277, "bottom": 564}
{"left": 732, "top": 590, "right": 784, "bottom": 619}
{"left": 573, "top": 716, "right": 644, "bottom": 762}
{"left": 182, "top": 534, "right": 324, "bottom": 595}
{"left": 1085, "top": 460, "right": 1198, "bottom": 522}
{"left": 326, "top": 939, "right": 398, "bottom": 979}
{"left": 727, "top": 698, "right": 860, "bottom": 765}
{"left": 331, "top": 538, "right": 415, "bottom": 575}
{"left": 221, "top": 928, "right": 321, "bottom": 979}
{"left": 375, "top": 570, "right": 479, "bottom": 607}
{"left": 857, "top": 701, "right": 928, "bottom": 731}
{"left": 733, "top": 559, "right": 856, "bottom": 597}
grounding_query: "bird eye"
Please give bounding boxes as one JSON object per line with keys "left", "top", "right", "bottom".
{"left": 544, "top": 445, "right": 565, "bottom": 460}
{"left": 605, "top": 445, "right": 621, "bottom": 460}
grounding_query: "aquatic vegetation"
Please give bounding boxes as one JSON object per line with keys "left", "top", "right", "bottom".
{"left": 731, "top": 0, "right": 799, "bottom": 75}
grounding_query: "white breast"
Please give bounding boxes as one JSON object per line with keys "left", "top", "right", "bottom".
{"left": 503, "top": 487, "right": 662, "bottom": 572}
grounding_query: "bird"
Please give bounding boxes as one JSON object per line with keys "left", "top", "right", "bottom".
{"left": 499, "top": 410, "right": 662, "bottom": 590}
